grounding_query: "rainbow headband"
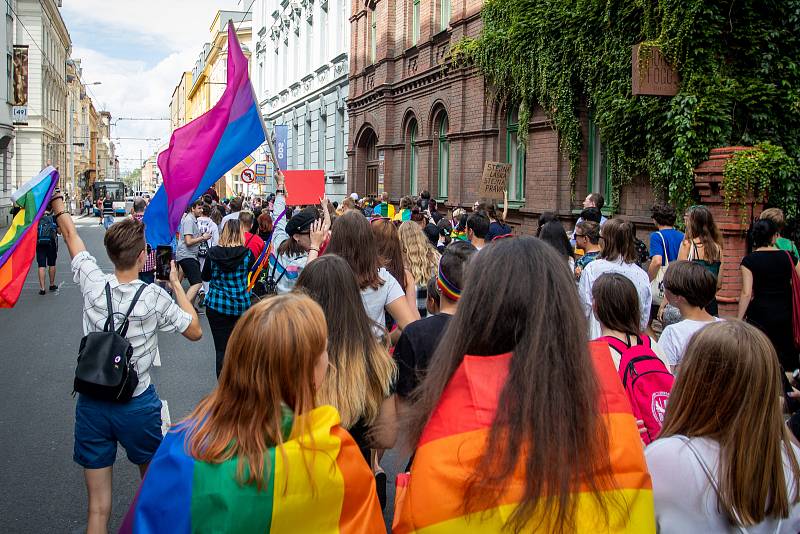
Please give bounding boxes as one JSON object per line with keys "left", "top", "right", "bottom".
{"left": 437, "top": 262, "right": 462, "bottom": 301}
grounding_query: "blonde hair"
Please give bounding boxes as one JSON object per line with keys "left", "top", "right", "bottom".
{"left": 219, "top": 219, "right": 244, "bottom": 247}
{"left": 295, "top": 255, "right": 396, "bottom": 428}
{"left": 660, "top": 320, "right": 800, "bottom": 527}
{"left": 760, "top": 208, "right": 786, "bottom": 231}
{"left": 398, "top": 220, "right": 441, "bottom": 286}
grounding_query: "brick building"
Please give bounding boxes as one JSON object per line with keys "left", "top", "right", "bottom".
{"left": 347, "top": 0, "right": 658, "bottom": 234}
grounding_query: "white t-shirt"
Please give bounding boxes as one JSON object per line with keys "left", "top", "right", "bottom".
{"left": 660, "top": 318, "right": 724, "bottom": 368}
{"left": 646, "top": 436, "right": 800, "bottom": 534}
{"left": 197, "top": 216, "right": 219, "bottom": 247}
{"left": 219, "top": 211, "right": 241, "bottom": 231}
{"left": 579, "top": 258, "right": 652, "bottom": 339}
{"left": 361, "top": 267, "right": 405, "bottom": 336}
{"left": 72, "top": 251, "right": 192, "bottom": 397}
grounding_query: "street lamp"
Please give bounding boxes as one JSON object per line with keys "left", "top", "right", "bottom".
{"left": 69, "top": 81, "right": 101, "bottom": 213}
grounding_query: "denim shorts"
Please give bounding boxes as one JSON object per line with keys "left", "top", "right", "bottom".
{"left": 74, "top": 384, "right": 163, "bottom": 469}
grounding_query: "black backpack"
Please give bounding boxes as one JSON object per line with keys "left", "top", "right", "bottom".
{"left": 37, "top": 215, "right": 56, "bottom": 245}
{"left": 74, "top": 283, "right": 147, "bottom": 403}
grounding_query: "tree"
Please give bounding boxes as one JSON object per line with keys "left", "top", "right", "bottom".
{"left": 122, "top": 168, "right": 141, "bottom": 190}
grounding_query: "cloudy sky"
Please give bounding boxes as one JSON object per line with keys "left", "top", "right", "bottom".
{"left": 61, "top": 0, "right": 243, "bottom": 173}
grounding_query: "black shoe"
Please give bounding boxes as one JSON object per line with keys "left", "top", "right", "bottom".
{"left": 38, "top": 289, "right": 46, "bottom": 295}
{"left": 49, "top": 285, "right": 57, "bottom": 292}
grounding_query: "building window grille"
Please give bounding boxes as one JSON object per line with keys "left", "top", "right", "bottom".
{"left": 506, "top": 107, "right": 526, "bottom": 201}
{"left": 437, "top": 114, "right": 449, "bottom": 199}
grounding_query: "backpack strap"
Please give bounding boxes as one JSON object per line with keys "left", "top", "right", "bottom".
{"left": 675, "top": 436, "right": 753, "bottom": 534}
{"left": 115, "top": 284, "right": 148, "bottom": 338}
{"left": 103, "top": 283, "right": 115, "bottom": 333}
{"left": 598, "top": 335, "right": 630, "bottom": 355}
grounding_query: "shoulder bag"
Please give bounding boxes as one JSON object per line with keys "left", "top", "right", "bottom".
{"left": 650, "top": 232, "right": 669, "bottom": 305}
{"left": 676, "top": 436, "right": 782, "bottom": 534}
{"left": 74, "top": 283, "right": 147, "bottom": 403}
{"left": 787, "top": 251, "right": 800, "bottom": 350}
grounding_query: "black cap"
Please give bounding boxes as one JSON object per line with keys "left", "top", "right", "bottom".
{"left": 286, "top": 209, "right": 316, "bottom": 236}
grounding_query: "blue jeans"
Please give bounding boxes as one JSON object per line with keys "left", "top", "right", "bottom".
{"left": 74, "top": 384, "right": 163, "bottom": 469}
{"left": 103, "top": 215, "right": 114, "bottom": 230}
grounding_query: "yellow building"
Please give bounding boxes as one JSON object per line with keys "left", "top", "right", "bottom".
{"left": 180, "top": 10, "right": 253, "bottom": 198}
{"left": 169, "top": 71, "right": 192, "bottom": 133}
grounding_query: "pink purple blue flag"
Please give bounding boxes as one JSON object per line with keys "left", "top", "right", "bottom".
{"left": 144, "top": 21, "right": 266, "bottom": 246}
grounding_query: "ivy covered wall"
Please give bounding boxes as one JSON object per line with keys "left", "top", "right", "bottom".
{"left": 451, "top": 0, "right": 800, "bottom": 214}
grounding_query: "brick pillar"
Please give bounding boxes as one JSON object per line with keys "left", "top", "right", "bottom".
{"left": 693, "top": 147, "right": 764, "bottom": 317}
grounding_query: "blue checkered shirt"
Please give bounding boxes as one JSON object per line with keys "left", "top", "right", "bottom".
{"left": 205, "top": 254, "right": 252, "bottom": 316}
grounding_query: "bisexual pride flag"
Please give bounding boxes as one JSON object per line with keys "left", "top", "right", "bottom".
{"left": 0, "top": 167, "right": 59, "bottom": 308}
{"left": 393, "top": 342, "right": 656, "bottom": 533}
{"left": 144, "top": 21, "right": 266, "bottom": 247}
{"left": 120, "top": 405, "right": 384, "bottom": 533}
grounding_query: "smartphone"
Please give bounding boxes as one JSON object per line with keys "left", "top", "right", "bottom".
{"left": 155, "top": 245, "right": 172, "bottom": 281}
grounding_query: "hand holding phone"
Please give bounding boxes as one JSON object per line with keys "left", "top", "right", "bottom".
{"left": 156, "top": 245, "right": 172, "bottom": 281}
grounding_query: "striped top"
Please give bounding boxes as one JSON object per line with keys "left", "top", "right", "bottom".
{"left": 393, "top": 342, "right": 655, "bottom": 533}
{"left": 121, "top": 405, "right": 384, "bottom": 533}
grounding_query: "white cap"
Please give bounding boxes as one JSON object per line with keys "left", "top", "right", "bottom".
{"left": 350, "top": 192, "right": 359, "bottom": 201}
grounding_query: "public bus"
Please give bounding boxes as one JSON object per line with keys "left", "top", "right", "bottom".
{"left": 91, "top": 181, "right": 130, "bottom": 216}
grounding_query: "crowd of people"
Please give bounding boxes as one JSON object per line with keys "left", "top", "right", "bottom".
{"left": 41, "top": 177, "right": 800, "bottom": 533}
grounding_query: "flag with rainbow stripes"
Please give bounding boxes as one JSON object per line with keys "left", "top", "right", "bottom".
{"left": 121, "top": 405, "right": 384, "bottom": 533}
{"left": 393, "top": 342, "right": 656, "bottom": 533}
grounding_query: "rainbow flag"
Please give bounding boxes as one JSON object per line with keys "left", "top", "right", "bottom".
{"left": 120, "top": 405, "right": 383, "bottom": 533}
{"left": 144, "top": 21, "right": 266, "bottom": 247}
{"left": 393, "top": 342, "right": 655, "bottom": 533}
{"left": 0, "top": 167, "right": 59, "bottom": 308}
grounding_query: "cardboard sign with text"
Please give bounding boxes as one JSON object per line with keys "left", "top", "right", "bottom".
{"left": 479, "top": 162, "right": 511, "bottom": 200}
{"left": 283, "top": 170, "right": 325, "bottom": 206}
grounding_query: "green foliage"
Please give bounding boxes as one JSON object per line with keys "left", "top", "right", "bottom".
{"left": 450, "top": 0, "right": 800, "bottom": 213}
{"left": 723, "top": 142, "right": 800, "bottom": 219}
{"left": 122, "top": 168, "right": 141, "bottom": 189}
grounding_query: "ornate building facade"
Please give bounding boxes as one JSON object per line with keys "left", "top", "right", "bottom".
{"left": 347, "top": 0, "right": 656, "bottom": 233}
{"left": 252, "top": 0, "right": 351, "bottom": 199}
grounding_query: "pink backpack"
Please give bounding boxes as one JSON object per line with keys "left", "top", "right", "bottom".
{"left": 600, "top": 335, "right": 674, "bottom": 444}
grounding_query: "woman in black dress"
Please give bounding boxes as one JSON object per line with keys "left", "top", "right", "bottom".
{"left": 738, "top": 219, "right": 799, "bottom": 371}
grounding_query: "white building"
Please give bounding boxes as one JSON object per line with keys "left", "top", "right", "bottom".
{"left": 11, "top": 0, "right": 70, "bottom": 197}
{"left": 0, "top": 2, "right": 17, "bottom": 227}
{"left": 251, "top": 0, "right": 350, "bottom": 199}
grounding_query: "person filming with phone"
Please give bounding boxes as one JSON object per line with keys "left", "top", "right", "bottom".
{"left": 47, "top": 189, "right": 202, "bottom": 534}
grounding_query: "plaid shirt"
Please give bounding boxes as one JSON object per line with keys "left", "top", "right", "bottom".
{"left": 132, "top": 213, "right": 157, "bottom": 272}
{"left": 205, "top": 253, "right": 252, "bottom": 316}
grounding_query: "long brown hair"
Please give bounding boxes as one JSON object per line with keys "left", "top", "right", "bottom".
{"left": 660, "top": 320, "right": 800, "bottom": 526}
{"left": 326, "top": 211, "right": 383, "bottom": 290}
{"left": 685, "top": 205, "right": 722, "bottom": 263}
{"left": 406, "top": 236, "right": 617, "bottom": 532}
{"left": 182, "top": 294, "right": 327, "bottom": 489}
{"left": 398, "top": 220, "right": 441, "bottom": 286}
{"left": 370, "top": 217, "right": 406, "bottom": 286}
{"left": 295, "top": 255, "right": 396, "bottom": 428}
{"left": 591, "top": 273, "right": 640, "bottom": 335}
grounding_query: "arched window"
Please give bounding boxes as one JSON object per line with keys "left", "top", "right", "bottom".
{"left": 364, "top": 130, "right": 379, "bottom": 196}
{"left": 437, "top": 113, "right": 449, "bottom": 199}
{"left": 408, "top": 120, "right": 418, "bottom": 195}
{"left": 588, "top": 120, "right": 611, "bottom": 206}
{"left": 507, "top": 107, "right": 526, "bottom": 201}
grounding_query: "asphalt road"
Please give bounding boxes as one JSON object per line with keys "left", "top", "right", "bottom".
{"left": 0, "top": 217, "right": 404, "bottom": 532}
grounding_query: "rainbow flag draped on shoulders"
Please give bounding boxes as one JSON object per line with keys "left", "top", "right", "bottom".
{"left": 0, "top": 167, "right": 59, "bottom": 308}
{"left": 120, "top": 405, "right": 384, "bottom": 533}
{"left": 393, "top": 342, "right": 655, "bottom": 533}
{"left": 143, "top": 21, "right": 266, "bottom": 247}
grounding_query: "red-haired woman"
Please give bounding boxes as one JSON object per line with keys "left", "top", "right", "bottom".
{"left": 122, "top": 294, "right": 384, "bottom": 532}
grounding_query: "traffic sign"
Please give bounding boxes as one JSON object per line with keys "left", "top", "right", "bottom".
{"left": 241, "top": 168, "right": 255, "bottom": 183}
{"left": 242, "top": 155, "right": 256, "bottom": 167}
{"left": 255, "top": 163, "right": 267, "bottom": 176}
